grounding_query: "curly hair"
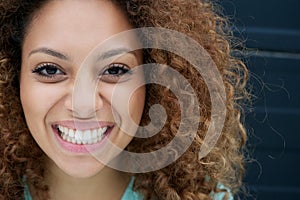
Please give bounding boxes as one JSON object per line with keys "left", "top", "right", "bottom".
{"left": 0, "top": 0, "right": 249, "bottom": 199}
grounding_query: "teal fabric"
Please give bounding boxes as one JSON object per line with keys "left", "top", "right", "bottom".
{"left": 210, "top": 182, "right": 234, "bottom": 200}
{"left": 23, "top": 178, "right": 142, "bottom": 200}
{"left": 23, "top": 177, "right": 143, "bottom": 200}
{"left": 24, "top": 177, "right": 233, "bottom": 200}
{"left": 23, "top": 180, "right": 32, "bottom": 200}
{"left": 120, "top": 178, "right": 143, "bottom": 200}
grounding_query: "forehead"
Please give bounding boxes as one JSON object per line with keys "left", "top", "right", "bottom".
{"left": 23, "top": 0, "right": 137, "bottom": 61}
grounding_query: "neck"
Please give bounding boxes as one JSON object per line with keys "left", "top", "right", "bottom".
{"left": 44, "top": 160, "right": 131, "bottom": 200}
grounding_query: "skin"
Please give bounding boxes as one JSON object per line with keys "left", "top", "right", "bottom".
{"left": 20, "top": 0, "right": 145, "bottom": 199}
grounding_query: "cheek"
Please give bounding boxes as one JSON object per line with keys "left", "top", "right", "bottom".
{"left": 128, "top": 87, "right": 145, "bottom": 122}
{"left": 20, "top": 79, "right": 63, "bottom": 125}
{"left": 108, "top": 85, "right": 145, "bottom": 121}
{"left": 101, "top": 83, "right": 145, "bottom": 134}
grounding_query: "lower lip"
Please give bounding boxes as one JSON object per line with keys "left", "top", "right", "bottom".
{"left": 52, "top": 126, "right": 112, "bottom": 154}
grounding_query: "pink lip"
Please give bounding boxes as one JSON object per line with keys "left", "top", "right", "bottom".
{"left": 52, "top": 122, "right": 114, "bottom": 154}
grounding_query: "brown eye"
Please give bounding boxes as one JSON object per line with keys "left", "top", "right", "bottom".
{"left": 32, "top": 63, "right": 66, "bottom": 83}
{"left": 102, "top": 63, "right": 130, "bottom": 76}
{"left": 100, "top": 63, "right": 132, "bottom": 83}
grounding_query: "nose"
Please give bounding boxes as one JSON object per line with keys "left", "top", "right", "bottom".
{"left": 65, "top": 76, "right": 103, "bottom": 119}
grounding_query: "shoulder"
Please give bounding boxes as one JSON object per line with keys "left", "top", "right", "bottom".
{"left": 122, "top": 177, "right": 233, "bottom": 200}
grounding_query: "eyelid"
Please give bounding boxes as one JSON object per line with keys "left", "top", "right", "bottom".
{"left": 99, "top": 63, "right": 132, "bottom": 83}
{"left": 32, "top": 62, "right": 63, "bottom": 73}
{"left": 32, "top": 62, "right": 67, "bottom": 83}
{"left": 101, "top": 63, "right": 131, "bottom": 75}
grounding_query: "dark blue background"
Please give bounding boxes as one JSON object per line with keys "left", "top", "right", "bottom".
{"left": 219, "top": 0, "right": 300, "bottom": 199}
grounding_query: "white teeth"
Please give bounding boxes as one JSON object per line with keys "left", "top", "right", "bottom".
{"left": 75, "top": 130, "right": 81, "bottom": 141}
{"left": 62, "top": 134, "right": 67, "bottom": 140}
{"left": 102, "top": 127, "right": 108, "bottom": 133}
{"left": 64, "top": 127, "right": 68, "bottom": 135}
{"left": 98, "top": 127, "right": 107, "bottom": 139}
{"left": 75, "top": 130, "right": 83, "bottom": 141}
{"left": 69, "top": 129, "right": 75, "bottom": 137}
{"left": 58, "top": 125, "right": 64, "bottom": 133}
{"left": 92, "top": 129, "right": 97, "bottom": 138}
{"left": 83, "top": 130, "right": 92, "bottom": 142}
{"left": 57, "top": 125, "right": 109, "bottom": 145}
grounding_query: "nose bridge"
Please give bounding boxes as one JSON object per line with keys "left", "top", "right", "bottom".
{"left": 70, "top": 74, "right": 101, "bottom": 118}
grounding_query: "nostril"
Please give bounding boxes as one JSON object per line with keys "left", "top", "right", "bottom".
{"left": 71, "top": 109, "right": 98, "bottom": 120}
{"left": 64, "top": 78, "right": 104, "bottom": 118}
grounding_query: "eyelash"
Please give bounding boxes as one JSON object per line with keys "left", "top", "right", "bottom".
{"left": 102, "top": 63, "right": 131, "bottom": 77}
{"left": 32, "top": 63, "right": 131, "bottom": 82}
{"left": 32, "top": 63, "right": 65, "bottom": 78}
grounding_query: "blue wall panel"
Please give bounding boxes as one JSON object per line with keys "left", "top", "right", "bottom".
{"left": 220, "top": 0, "right": 300, "bottom": 199}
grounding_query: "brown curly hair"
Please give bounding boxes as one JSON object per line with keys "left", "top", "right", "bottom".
{"left": 0, "top": 0, "right": 249, "bottom": 199}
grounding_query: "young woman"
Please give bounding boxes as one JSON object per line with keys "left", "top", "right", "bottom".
{"left": 0, "top": 0, "right": 248, "bottom": 199}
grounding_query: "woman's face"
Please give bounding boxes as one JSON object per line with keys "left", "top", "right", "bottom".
{"left": 20, "top": 0, "right": 145, "bottom": 178}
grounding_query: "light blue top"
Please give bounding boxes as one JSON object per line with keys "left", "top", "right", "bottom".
{"left": 24, "top": 177, "right": 233, "bottom": 200}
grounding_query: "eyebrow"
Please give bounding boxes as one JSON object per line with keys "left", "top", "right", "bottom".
{"left": 28, "top": 47, "right": 137, "bottom": 61}
{"left": 97, "top": 48, "right": 137, "bottom": 61}
{"left": 28, "top": 47, "right": 70, "bottom": 60}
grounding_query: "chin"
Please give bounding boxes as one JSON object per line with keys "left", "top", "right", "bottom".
{"left": 52, "top": 156, "right": 106, "bottom": 179}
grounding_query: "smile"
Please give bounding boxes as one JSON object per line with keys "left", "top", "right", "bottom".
{"left": 55, "top": 125, "right": 109, "bottom": 145}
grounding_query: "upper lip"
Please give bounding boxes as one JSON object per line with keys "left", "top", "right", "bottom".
{"left": 52, "top": 120, "right": 114, "bottom": 131}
